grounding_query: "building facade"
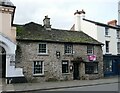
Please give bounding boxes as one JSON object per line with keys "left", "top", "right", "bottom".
{"left": 14, "top": 16, "right": 104, "bottom": 82}
{"left": 72, "top": 10, "right": 120, "bottom": 77}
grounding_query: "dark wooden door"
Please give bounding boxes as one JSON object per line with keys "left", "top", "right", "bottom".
{"left": 73, "top": 63, "right": 79, "bottom": 80}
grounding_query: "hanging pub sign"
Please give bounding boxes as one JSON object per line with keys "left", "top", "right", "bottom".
{"left": 88, "top": 55, "right": 96, "bottom": 61}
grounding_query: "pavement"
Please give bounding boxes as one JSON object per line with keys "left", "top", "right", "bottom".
{"left": 0, "top": 76, "right": 119, "bottom": 92}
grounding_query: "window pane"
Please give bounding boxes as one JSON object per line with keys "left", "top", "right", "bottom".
{"left": 87, "top": 46, "right": 93, "bottom": 54}
{"left": 117, "top": 30, "right": 120, "bottom": 38}
{"left": 64, "top": 44, "right": 73, "bottom": 54}
{"left": 39, "top": 44, "right": 47, "bottom": 53}
{"left": 62, "top": 61, "right": 69, "bottom": 73}
{"left": 34, "top": 61, "right": 43, "bottom": 74}
{"left": 105, "top": 41, "right": 109, "bottom": 53}
{"left": 105, "top": 27, "right": 109, "bottom": 35}
{"left": 117, "top": 42, "right": 120, "bottom": 54}
{"left": 85, "top": 63, "right": 98, "bottom": 74}
{"left": 104, "top": 60, "right": 112, "bottom": 72}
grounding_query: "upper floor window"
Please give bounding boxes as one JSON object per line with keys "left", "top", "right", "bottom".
{"left": 105, "top": 41, "right": 110, "bottom": 53}
{"left": 117, "top": 30, "right": 120, "bottom": 38}
{"left": 87, "top": 45, "right": 94, "bottom": 55}
{"left": 64, "top": 44, "right": 73, "bottom": 54}
{"left": 117, "top": 42, "right": 120, "bottom": 54}
{"left": 39, "top": 43, "right": 47, "bottom": 54}
{"left": 105, "top": 27, "right": 109, "bottom": 36}
{"left": 33, "top": 61, "right": 44, "bottom": 75}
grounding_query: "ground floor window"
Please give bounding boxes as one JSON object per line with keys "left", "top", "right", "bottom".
{"left": 33, "top": 61, "right": 44, "bottom": 75}
{"left": 85, "top": 62, "right": 98, "bottom": 74}
{"left": 62, "top": 60, "right": 69, "bottom": 73}
{"left": 104, "top": 59, "right": 112, "bottom": 72}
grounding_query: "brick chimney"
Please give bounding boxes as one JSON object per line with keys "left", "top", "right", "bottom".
{"left": 74, "top": 10, "right": 85, "bottom": 31}
{"left": 43, "top": 15, "right": 51, "bottom": 30}
{"left": 107, "top": 20, "right": 117, "bottom": 26}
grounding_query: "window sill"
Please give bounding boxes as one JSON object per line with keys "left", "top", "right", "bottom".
{"left": 33, "top": 74, "right": 45, "bottom": 77}
{"left": 105, "top": 53, "right": 112, "bottom": 55}
{"left": 87, "top": 54, "right": 94, "bottom": 56}
{"left": 64, "top": 53, "right": 74, "bottom": 56}
{"left": 37, "top": 53, "right": 49, "bottom": 56}
{"left": 105, "top": 35, "right": 111, "bottom": 37}
{"left": 62, "top": 73, "right": 71, "bottom": 75}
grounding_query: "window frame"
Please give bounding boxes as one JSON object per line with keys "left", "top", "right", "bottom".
{"left": 38, "top": 43, "right": 48, "bottom": 54}
{"left": 117, "top": 42, "right": 120, "bottom": 54}
{"left": 105, "top": 27, "right": 109, "bottom": 36}
{"left": 116, "top": 30, "right": 120, "bottom": 39}
{"left": 105, "top": 41, "right": 110, "bottom": 53}
{"left": 85, "top": 62, "right": 98, "bottom": 74}
{"left": 33, "top": 61, "right": 44, "bottom": 75}
{"left": 62, "top": 60, "right": 69, "bottom": 73}
{"left": 104, "top": 59, "right": 113, "bottom": 72}
{"left": 87, "top": 45, "right": 94, "bottom": 55}
{"left": 64, "top": 44, "right": 73, "bottom": 54}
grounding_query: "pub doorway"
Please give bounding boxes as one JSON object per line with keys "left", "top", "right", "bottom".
{"left": 73, "top": 63, "right": 80, "bottom": 80}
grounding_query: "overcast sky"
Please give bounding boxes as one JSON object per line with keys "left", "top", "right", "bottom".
{"left": 11, "top": 0, "right": 119, "bottom": 30}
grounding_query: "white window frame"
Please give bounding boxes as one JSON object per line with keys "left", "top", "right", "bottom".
{"left": 64, "top": 44, "right": 73, "bottom": 54}
{"left": 38, "top": 43, "right": 48, "bottom": 55}
{"left": 33, "top": 61, "right": 44, "bottom": 76}
{"left": 87, "top": 45, "right": 94, "bottom": 55}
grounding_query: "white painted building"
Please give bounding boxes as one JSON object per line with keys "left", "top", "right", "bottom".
{"left": 0, "top": 0, "right": 24, "bottom": 83}
{"left": 71, "top": 10, "right": 120, "bottom": 76}
{"left": 118, "top": 1, "right": 120, "bottom": 25}
{"left": 71, "top": 10, "right": 120, "bottom": 55}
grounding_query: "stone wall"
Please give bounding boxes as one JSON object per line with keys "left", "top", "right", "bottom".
{"left": 16, "top": 41, "right": 103, "bottom": 82}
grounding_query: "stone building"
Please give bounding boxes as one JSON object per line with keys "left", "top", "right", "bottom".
{"left": 15, "top": 16, "right": 104, "bottom": 83}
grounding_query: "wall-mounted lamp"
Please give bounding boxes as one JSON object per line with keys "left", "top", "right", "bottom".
{"left": 70, "top": 65, "right": 73, "bottom": 71}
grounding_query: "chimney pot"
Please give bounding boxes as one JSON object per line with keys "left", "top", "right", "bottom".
{"left": 74, "top": 9, "right": 85, "bottom": 15}
{"left": 107, "top": 20, "right": 117, "bottom": 26}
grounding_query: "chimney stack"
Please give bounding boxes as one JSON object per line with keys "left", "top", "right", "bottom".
{"left": 43, "top": 15, "right": 51, "bottom": 30}
{"left": 107, "top": 20, "right": 117, "bottom": 26}
{"left": 74, "top": 10, "right": 85, "bottom": 31}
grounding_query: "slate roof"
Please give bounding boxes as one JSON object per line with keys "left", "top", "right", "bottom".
{"left": 16, "top": 22, "right": 103, "bottom": 45}
{"left": 83, "top": 18, "right": 120, "bottom": 30}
